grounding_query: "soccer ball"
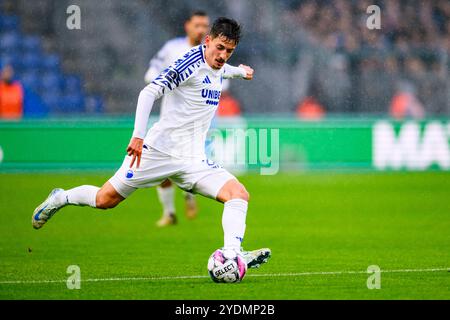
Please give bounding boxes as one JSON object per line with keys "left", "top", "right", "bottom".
{"left": 207, "top": 249, "right": 247, "bottom": 283}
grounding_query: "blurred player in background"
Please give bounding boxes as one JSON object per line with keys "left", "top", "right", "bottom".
{"left": 144, "top": 11, "right": 210, "bottom": 227}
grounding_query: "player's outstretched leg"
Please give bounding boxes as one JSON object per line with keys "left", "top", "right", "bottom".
{"left": 156, "top": 179, "right": 177, "bottom": 227}
{"left": 216, "top": 179, "right": 271, "bottom": 269}
{"left": 32, "top": 182, "right": 124, "bottom": 229}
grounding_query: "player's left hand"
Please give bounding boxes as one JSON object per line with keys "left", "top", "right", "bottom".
{"left": 127, "top": 137, "right": 144, "bottom": 169}
{"left": 239, "top": 64, "right": 254, "bottom": 80}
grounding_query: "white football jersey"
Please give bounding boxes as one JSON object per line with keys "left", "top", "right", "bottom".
{"left": 135, "top": 44, "right": 246, "bottom": 159}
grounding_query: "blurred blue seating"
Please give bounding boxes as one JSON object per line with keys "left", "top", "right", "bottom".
{"left": 0, "top": 15, "right": 20, "bottom": 32}
{"left": 41, "top": 54, "right": 60, "bottom": 71}
{"left": 0, "top": 12, "right": 104, "bottom": 115}
{"left": 64, "top": 74, "right": 82, "bottom": 93}
{"left": 40, "top": 91, "right": 61, "bottom": 113}
{"left": 21, "top": 35, "right": 41, "bottom": 52}
{"left": 0, "top": 31, "right": 21, "bottom": 52}
{"left": 20, "top": 71, "right": 40, "bottom": 92}
{"left": 21, "top": 51, "right": 42, "bottom": 70}
{"left": 0, "top": 51, "right": 21, "bottom": 70}
{"left": 40, "top": 71, "right": 64, "bottom": 92}
{"left": 85, "top": 95, "right": 104, "bottom": 113}
{"left": 23, "top": 86, "right": 49, "bottom": 118}
{"left": 60, "top": 93, "right": 85, "bottom": 112}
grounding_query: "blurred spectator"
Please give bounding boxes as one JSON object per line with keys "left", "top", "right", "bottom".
{"left": 282, "top": 0, "right": 450, "bottom": 116}
{"left": 2, "top": 0, "right": 448, "bottom": 115}
{"left": 390, "top": 81, "right": 425, "bottom": 119}
{"left": 217, "top": 91, "right": 241, "bottom": 117}
{"left": 217, "top": 81, "right": 241, "bottom": 117}
{"left": 296, "top": 96, "right": 325, "bottom": 120}
{"left": 0, "top": 64, "right": 24, "bottom": 119}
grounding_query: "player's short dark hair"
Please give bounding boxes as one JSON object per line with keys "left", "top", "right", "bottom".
{"left": 210, "top": 17, "right": 241, "bottom": 45}
{"left": 186, "top": 10, "right": 208, "bottom": 22}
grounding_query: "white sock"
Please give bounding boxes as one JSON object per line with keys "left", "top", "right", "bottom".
{"left": 156, "top": 185, "right": 176, "bottom": 216}
{"left": 222, "top": 199, "right": 248, "bottom": 251}
{"left": 59, "top": 185, "right": 99, "bottom": 208}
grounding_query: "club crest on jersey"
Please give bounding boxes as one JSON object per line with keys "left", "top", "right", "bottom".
{"left": 165, "top": 69, "right": 178, "bottom": 82}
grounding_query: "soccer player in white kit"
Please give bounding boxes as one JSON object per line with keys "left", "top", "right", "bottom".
{"left": 144, "top": 11, "right": 210, "bottom": 227}
{"left": 32, "top": 17, "right": 271, "bottom": 269}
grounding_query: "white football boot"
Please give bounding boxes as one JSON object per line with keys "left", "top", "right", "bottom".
{"left": 242, "top": 248, "right": 272, "bottom": 269}
{"left": 32, "top": 188, "right": 66, "bottom": 229}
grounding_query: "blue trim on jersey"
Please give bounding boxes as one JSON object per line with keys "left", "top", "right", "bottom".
{"left": 177, "top": 50, "right": 200, "bottom": 64}
{"left": 174, "top": 45, "right": 204, "bottom": 72}
{"left": 177, "top": 52, "right": 199, "bottom": 67}
{"left": 200, "top": 45, "right": 206, "bottom": 63}
{"left": 174, "top": 54, "right": 200, "bottom": 73}
{"left": 177, "top": 56, "right": 202, "bottom": 74}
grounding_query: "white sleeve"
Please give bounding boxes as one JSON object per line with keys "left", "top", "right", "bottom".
{"left": 223, "top": 64, "right": 247, "bottom": 79}
{"left": 132, "top": 86, "right": 156, "bottom": 139}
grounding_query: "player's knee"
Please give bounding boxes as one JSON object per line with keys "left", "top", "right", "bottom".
{"left": 217, "top": 180, "right": 250, "bottom": 203}
{"left": 231, "top": 184, "right": 250, "bottom": 202}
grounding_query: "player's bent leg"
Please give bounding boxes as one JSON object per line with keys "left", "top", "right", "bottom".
{"left": 215, "top": 179, "right": 271, "bottom": 269}
{"left": 156, "top": 179, "right": 177, "bottom": 227}
{"left": 186, "top": 168, "right": 271, "bottom": 269}
{"left": 215, "top": 179, "right": 249, "bottom": 254}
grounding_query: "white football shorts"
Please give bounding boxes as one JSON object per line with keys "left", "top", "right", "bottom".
{"left": 108, "top": 145, "right": 236, "bottom": 199}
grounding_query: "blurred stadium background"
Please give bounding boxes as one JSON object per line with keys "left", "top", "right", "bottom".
{"left": 0, "top": 0, "right": 449, "bottom": 172}
{"left": 1, "top": 0, "right": 450, "bottom": 115}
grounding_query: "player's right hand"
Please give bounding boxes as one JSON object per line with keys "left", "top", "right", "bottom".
{"left": 127, "top": 137, "right": 144, "bottom": 169}
{"left": 239, "top": 64, "right": 254, "bottom": 80}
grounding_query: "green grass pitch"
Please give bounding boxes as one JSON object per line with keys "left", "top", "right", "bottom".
{"left": 0, "top": 171, "right": 449, "bottom": 299}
